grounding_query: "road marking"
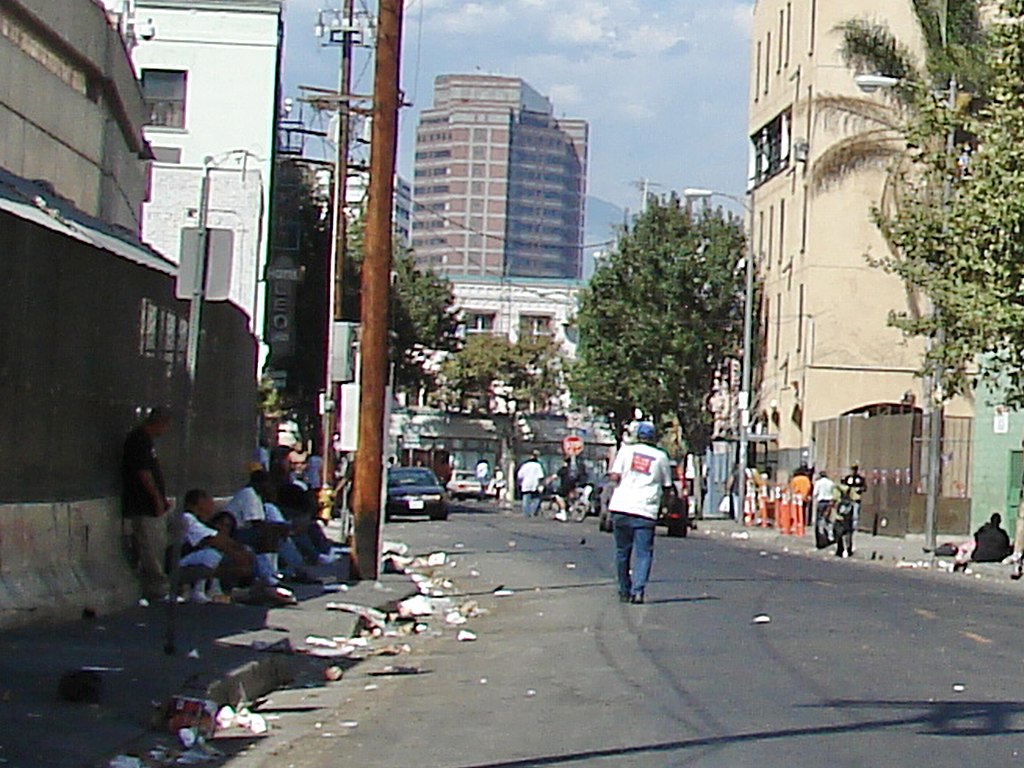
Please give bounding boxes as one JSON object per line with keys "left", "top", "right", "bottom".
{"left": 962, "top": 631, "right": 993, "bottom": 645}
{"left": 914, "top": 608, "right": 938, "bottom": 620}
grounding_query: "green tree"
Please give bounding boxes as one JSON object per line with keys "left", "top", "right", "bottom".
{"left": 874, "top": 0, "right": 1024, "bottom": 405}
{"left": 569, "top": 195, "right": 746, "bottom": 452}
{"left": 390, "top": 251, "right": 461, "bottom": 395}
{"left": 344, "top": 212, "right": 461, "bottom": 397}
{"left": 437, "top": 333, "right": 566, "bottom": 413}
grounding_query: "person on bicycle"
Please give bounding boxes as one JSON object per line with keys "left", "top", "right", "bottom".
{"left": 553, "top": 456, "right": 588, "bottom": 521}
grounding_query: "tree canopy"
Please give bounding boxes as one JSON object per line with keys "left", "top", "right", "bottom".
{"left": 569, "top": 195, "right": 746, "bottom": 451}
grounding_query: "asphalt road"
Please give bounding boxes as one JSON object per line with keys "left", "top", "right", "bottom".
{"left": 239, "top": 503, "right": 1024, "bottom": 768}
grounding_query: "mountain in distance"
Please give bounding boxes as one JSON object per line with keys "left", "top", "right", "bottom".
{"left": 582, "top": 195, "right": 625, "bottom": 280}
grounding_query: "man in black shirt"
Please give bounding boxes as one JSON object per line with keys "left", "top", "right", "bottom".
{"left": 842, "top": 463, "right": 868, "bottom": 532}
{"left": 121, "top": 408, "right": 172, "bottom": 600}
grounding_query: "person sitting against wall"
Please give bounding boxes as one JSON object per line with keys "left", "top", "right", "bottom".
{"left": 953, "top": 513, "right": 1013, "bottom": 571}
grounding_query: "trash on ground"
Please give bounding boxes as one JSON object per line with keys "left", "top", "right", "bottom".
{"left": 456, "top": 630, "right": 478, "bottom": 642}
{"left": 445, "top": 610, "right": 468, "bottom": 626}
{"left": 508, "top": 540, "right": 517, "bottom": 548}
{"left": 165, "top": 696, "right": 217, "bottom": 739}
{"left": 751, "top": 614, "right": 772, "bottom": 624}
{"left": 323, "top": 666, "right": 344, "bottom": 682}
{"left": 138, "top": 598, "right": 150, "bottom": 607}
{"left": 493, "top": 586, "right": 514, "bottom": 596}
{"left": 178, "top": 728, "right": 198, "bottom": 749}
{"left": 565, "top": 562, "right": 577, "bottom": 570}
{"left": 341, "top": 720, "right": 359, "bottom": 728}
{"left": 304, "top": 635, "right": 339, "bottom": 648}
{"left": 322, "top": 584, "right": 349, "bottom": 593}
{"left": 234, "top": 708, "right": 268, "bottom": 735}
{"left": 175, "top": 742, "right": 222, "bottom": 766}
{"left": 370, "top": 643, "right": 412, "bottom": 657}
{"left": 525, "top": 689, "right": 537, "bottom": 697}
{"left": 325, "top": 602, "right": 389, "bottom": 631}
{"left": 397, "top": 594, "right": 436, "bottom": 618}
{"left": 364, "top": 683, "right": 379, "bottom": 691}
{"left": 252, "top": 638, "right": 293, "bottom": 654}
{"left": 382, "top": 541, "right": 409, "bottom": 556}
{"left": 426, "top": 551, "right": 448, "bottom": 567}
{"left": 108, "top": 757, "right": 143, "bottom": 768}
{"left": 469, "top": 569, "right": 481, "bottom": 577}
{"left": 953, "top": 683, "right": 966, "bottom": 692}
{"left": 731, "top": 532, "right": 750, "bottom": 540}
{"left": 215, "top": 706, "right": 235, "bottom": 730}
{"left": 186, "top": 648, "right": 200, "bottom": 660}
{"left": 367, "top": 665, "right": 423, "bottom": 676}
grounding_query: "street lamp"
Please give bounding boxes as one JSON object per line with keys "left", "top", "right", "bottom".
{"left": 683, "top": 188, "right": 754, "bottom": 522}
{"left": 854, "top": 72, "right": 958, "bottom": 553}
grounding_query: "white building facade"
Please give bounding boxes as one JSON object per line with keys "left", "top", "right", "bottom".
{"left": 101, "top": 0, "right": 283, "bottom": 354}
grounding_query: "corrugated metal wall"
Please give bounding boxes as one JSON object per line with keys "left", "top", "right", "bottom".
{"left": 0, "top": 209, "right": 257, "bottom": 503}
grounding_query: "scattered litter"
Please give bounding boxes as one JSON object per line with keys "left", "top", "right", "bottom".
{"left": 215, "top": 706, "right": 235, "bottom": 730}
{"left": 80, "top": 666, "right": 123, "bottom": 673}
{"left": 323, "top": 666, "right": 344, "bottom": 682}
{"left": 187, "top": 649, "right": 200, "bottom": 660}
{"left": 469, "top": 569, "right": 481, "bottom": 578}
{"left": 341, "top": 721, "right": 359, "bottom": 728}
{"left": 479, "top": 678, "right": 488, "bottom": 685}
{"left": 445, "top": 611, "right": 468, "bottom": 626}
{"left": 322, "top": 584, "right": 349, "bottom": 593}
{"left": 346, "top": 636, "right": 369, "bottom": 648}
{"left": 175, "top": 743, "right": 222, "bottom": 766}
{"left": 493, "top": 588, "right": 515, "bottom": 597}
{"left": 108, "top": 757, "right": 143, "bottom": 768}
{"left": 751, "top": 614, "right": 772, "bottom": 625}
{"left": 178, "top": 728, "right": 198, "bottom": 749}
{"left": 251, "top": 638, "right": 293, "bottom": 654}
{"left": 426, "top": 551, "right": 448, "bottom": 567}
{"left": 364, "top": 683, "right": 379, "bottom": 691}
{"left": 234, "top": 708, "right": 268, "bottom": 735}
{"left": 455, "top": 542, "right": 465, "bottom": 549}
{"left": 759, "top": 551, "right": 768, "bottom": 557}
{"left": 525, "top": 689, "right": 537, "bottom": 697}
{"left": 508, "top": 540, "right": 517, "bottom": 548}
{"left": 325, "top": 602, "right": 389, "bottom": 631}
{"left": 953, "top": 683, "right": 966, "bottom": 693}
{"left": 138, "top": 598, "right": 150, "bottom": 607}
{"left": 896, "top": 560, "right": 931, "bottom": 569}
{"left": 370, "top": 643, "right": 412, "bottom": 657}
{"left": 164, "top": 697, "right": 216, "bottom": 739}
{"left": 730, "top": 532, "right": 750, "bottom": 540}
{"left": 397, "top": 594, "right": 436, "bottom": 618}
{"left": 457, "top": 630, "right": 477, "bottom": 642}
{"left": 382, "top": 541, "right": 409, "bottom": 556}
{"left": 305, "top": 635, "right": 339, "bottom": 649}
{"left": 565, "top": 563, "right": 577, "bottom": 570}
{"left": 368, "top": 665, "right": 423, "bottom": 677}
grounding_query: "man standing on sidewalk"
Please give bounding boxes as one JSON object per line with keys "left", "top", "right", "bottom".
{"left": 121, "top": 408, "right": 172, "bottom": 601}
{"left": 608, "top": 422, "right": 674, "bottom": 604}
{"left": 516, "top": 450, "right": 545, "bottom": 518}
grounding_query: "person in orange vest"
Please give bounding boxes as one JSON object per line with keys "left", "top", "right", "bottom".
{"left": 789, "top": 465, "right": 812, "bottom": 526}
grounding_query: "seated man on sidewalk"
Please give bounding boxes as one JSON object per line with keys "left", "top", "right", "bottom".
{"left": 179, "top": 489, "right": 259, "bottom": 602}
{"left": 222, "top": 470, "right": 313, "bottom": 583}
{"left": 954, "top": 513, "right": 1013, "bottom": 570}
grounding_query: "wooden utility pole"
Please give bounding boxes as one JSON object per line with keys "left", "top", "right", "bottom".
{"left": 351, "top": 0, "right": 403, "bottom": 580}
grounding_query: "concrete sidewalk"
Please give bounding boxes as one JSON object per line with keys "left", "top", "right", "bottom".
{"left": 0, "top": 550, "right": 418, "bottom": 768}
{"left": 697, "top": 517, "right": 1021, "bottom": 589}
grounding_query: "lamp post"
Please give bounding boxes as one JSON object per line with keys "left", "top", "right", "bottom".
{"left": 683, "top": 188, "right": 754, "bottom": 522}
{"left": 853, "top": 72, "right": 957, "bottom": 553}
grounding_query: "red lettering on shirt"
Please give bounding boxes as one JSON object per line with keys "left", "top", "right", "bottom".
{"left": 631, "top": 453, "right": 653, "bottom": 474}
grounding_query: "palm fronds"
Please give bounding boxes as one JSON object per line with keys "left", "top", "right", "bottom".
{"left": 811, "top": 130, "right": 906, "bottom": 191}
{"left": 836, "top": 18, "right": 922, "bottom": 99}
{"left": 813, "top": 94, "right": 906, "bottom": 134}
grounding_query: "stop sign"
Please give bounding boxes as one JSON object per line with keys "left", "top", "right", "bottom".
{"left": 562, "top": 435, "right": 584, "bottom": 457}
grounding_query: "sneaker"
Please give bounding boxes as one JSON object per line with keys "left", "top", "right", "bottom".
{"left": 629, "top": 593, "right": 644, "bottom": 604}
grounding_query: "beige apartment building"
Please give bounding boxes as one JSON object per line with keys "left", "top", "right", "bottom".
{"left": 747, "top": 0, "right": 973, "bottom": 466}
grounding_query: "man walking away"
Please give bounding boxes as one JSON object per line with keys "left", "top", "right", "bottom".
{"left": 121, "top": 408, "right": 172, "bottom": 601}
{"left": 516, "top": 450, "right": 546, "bottom": 518}
{"left": 608, "top": 421, "right": 673, "bottom": 604}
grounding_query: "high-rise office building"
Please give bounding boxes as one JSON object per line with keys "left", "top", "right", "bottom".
{"left": 411, "top": 75, "right": 588, "bottom": 280}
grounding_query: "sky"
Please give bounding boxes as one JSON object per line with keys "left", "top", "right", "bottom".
{"left": 280, "top": 0, "right": 754, "bottom": 215}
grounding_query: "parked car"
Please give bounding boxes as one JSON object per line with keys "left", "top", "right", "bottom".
{"left": 447, "top": 470, "right": 485, "bottom": 501}
{"left": 386, "top": 467, "right": 448, "bottom": 521}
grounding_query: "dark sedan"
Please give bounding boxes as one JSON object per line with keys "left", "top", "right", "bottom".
{"left": 386, "top": 467, "right": 449, "bottom": 521}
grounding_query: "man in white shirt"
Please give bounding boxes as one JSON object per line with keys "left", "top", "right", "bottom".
{"left": 812, "top": 471, "right": 836, "bottom": 550}
{"left": 516, "top": 451, "right": 546, "bottom": 518}
{"left": 608, "top": 421, "right": 673, "bottom": 604}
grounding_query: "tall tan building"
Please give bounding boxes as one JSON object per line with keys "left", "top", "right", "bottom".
{"left": 747, "top": 0, "right": 972, "bottom": 465}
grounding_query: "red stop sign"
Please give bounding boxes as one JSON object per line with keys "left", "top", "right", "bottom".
{"left": 562, "top": 435, "right": 584, "bottom": 457}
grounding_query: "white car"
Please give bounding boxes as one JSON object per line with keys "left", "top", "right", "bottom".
{"left": 447, "top": 470, "right": 485, "bottom": 500}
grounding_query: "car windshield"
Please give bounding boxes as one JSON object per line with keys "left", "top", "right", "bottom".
{"left": 389, "top": 468, "right": 439, "bottom": 488}
{"left": 453, "top": 471, "right": 475, "bottom": 480}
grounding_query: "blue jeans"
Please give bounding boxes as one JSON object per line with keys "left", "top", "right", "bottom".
{"left": 613, "top": 513, "right": 656, "bottom": 599}
{"left": 522, "top": 492, "right": 541, "bottom": 518}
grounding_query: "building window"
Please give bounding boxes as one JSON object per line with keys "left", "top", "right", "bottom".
{"left": 750, "top": 110, "right": 791, "bottom": 187}
{"left": 465, "top": 312, "right": 496, "bottom": 334}
{"left": 142, "top": 69, "right": 188, "bottom": 128}
{"left": 519, "top": 314, "right": 553, "bottom": 338}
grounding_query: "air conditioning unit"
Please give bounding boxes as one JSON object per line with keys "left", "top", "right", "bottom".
{"left": 793, "top": 139, "right": 809, "bottom": 163}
